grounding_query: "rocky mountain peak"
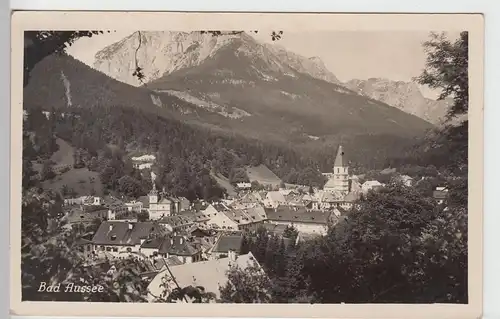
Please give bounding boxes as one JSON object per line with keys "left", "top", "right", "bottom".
{"left": 344, "top": 78, "right": 450, "bottom": 124}
{"left": 93, "top": 31, "right": 252, "bottom": 86}
{"left": 92, "top": 31, "right": 342, "bottom": 87}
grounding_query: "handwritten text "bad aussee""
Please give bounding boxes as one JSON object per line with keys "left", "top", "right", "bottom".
{"left": 38, "top": 282, "right": 105, "bottom": 293}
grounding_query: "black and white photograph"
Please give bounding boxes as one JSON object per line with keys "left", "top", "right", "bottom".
{"left": 11, "top": 11, "right": 483, "bottom": 318}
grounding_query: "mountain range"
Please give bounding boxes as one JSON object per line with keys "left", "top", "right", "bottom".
{"left": 92, "top": 31, "right": 432, "bottom": 141}
{"left": 344, "top": 78, "right": 452, "bottom": 124}
{"left": 24, "top": 31, "right": 444, "bottom": 170}
{"left": 92, "top": 31, "right": 450, "bottom": 125}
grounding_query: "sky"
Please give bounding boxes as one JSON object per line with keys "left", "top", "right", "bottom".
{"left": 66, "top": 30, "right": 460, "bottom": 99}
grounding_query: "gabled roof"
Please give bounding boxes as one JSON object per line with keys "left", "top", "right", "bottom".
{"left": 146, "top": 252, "right": 260, "bottom": 301}
{"left": 323, "top": 177, "right": 337, "bottom": 189}
{"left": 223, "top": 205, "right": 267, "bottom": 225}
{"left": 158, "top": 236, "right": 202, "bottom": 256}
{"left": 266, "top": 191, "right": 286, "bottom": 203}
{"left": 92, "top": 221, "right": 167, "bottom": 246}
{"left": 334, "top": 145, "right": 348, "bottom": 167}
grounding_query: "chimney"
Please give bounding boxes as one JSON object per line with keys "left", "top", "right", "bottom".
{"left": 140, "top": 238, "right": 146, "bottom": 245}
{"left": 170, "top": 238, "right": 174, "bottom": 245}
{"left": 128, "top": 223, "right": 133, "bottom": 230}
{"left": 228, "top": 250, "right": 236, "bottom": 262}
{"left": 109, "top": 224, "right": 113, "bottom": 231}
{"left": 180, "top": 237, "right": 183, "bottom": 244}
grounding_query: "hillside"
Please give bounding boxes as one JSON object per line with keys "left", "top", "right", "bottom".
{"left": 344, "top": 78, "right": 452, "bottom": 125}
{"left": 92, "top": 32, "right": 433, "bottom": 142}
{"left": 22, "top": 52, "right": 225, "bottom": 125}
{"left": 32, "top": 138, "right": 104, "bottom": 197}
{"left": 25, "top": 43, "right": 438, "bottom": 179}
{"left": 246, "top": 164, "right": 282, "bottom": 188}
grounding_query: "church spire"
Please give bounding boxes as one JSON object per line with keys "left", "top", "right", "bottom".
{"left": 334, "top": 145, "right": 347, "bottom": 167}
{"left": 149, "top": 171, "right": 158, "bottom": 195}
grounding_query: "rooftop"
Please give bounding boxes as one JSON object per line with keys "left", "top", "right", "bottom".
{"left": 158, "top": 235, "right": 202, "bottom": 256}
{"left": 265, "top": 206, "right": 331, "bottom": 224}
{"left": 92, "top": 221, "right": 168, "bottom": 246}
{"left": 147, "top": 252, "right": 260, "bottom": 301}
{"left": 212, "top": 235, "right": 243, "bottom": 253}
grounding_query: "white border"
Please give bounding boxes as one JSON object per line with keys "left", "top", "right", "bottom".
{"left": 4, "top": 1, "right": 499, "bottom": 319}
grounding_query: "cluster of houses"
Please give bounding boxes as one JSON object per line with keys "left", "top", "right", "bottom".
{"left": 62, "top": 145, "right": 450, "bottom": 302}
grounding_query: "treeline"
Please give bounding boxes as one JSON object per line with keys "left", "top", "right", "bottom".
{"left": 234, "top": 181, "right": 467, "bottom": 304}
{"left": 385, "top": 121, "right": 468, "bottom": 176}
{"left": 32, "top": 104, "right": 329, "bottom": 199}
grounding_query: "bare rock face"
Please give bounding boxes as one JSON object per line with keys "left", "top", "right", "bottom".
{"left": 94, "top": 31, "right": 249, "bottom": 86}
{"left": 89, "top": 31, "right": 434, "bottom": 142}
{"left": 344, "top": 78, "right": 452, "bottom": 125}
{"left": 94, "top": 31, "right": 341, "bottom": 87}
{"left": 264, "top": 44, "right": 341, "bottom": 85}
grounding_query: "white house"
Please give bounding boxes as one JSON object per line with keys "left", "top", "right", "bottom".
{"left": 135, "top": 163, "right": 154, "bottom": 170}
{"left": 361, "top": 181, "right": 385, "bottom": 194}
{"left": 131, "top": 154, "right": 156, "bottom": 170}
{"left": 91, "top": 221, "right": 168, "bottom": 258}
{"left": 202, "top": 204, "right": 239, "bottom": 230}
{"left": 125, "top": 200, "right": 143, "bottom": 212}
{"left": 131, "top": 154, "right": 156, "bottom": 162}
{"left": 263, "top": 191, "right": 287, "bottom": 208}
{"left": 236, "top": 182, "right": 252, "bottom": 190}
{"left": 64, "top": 196, "right": 102, "bottom": 206}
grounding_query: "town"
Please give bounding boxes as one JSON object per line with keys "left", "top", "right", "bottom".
{"left": 20, "top": 29, "right": 468, "bottom": 305}
{"left": 54, "top": 144, "right": 449, "bottom": 302}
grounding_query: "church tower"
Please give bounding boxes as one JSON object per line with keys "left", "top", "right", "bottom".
{"left": 332, "top": 145, "right": 349, "bottom": 193}
{"left": 149, "top": 180, "right": 158, "bottom": 205}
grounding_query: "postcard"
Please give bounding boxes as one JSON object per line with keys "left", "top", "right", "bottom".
{"left": 10, "top": 11, "right": 483, "bottom": 318}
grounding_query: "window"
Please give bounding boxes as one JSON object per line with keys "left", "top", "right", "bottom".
{"left": 337, "top": 168, "right": 339, "bottom": 173}
{"left": 112, "top": 248, "right": 118, "bottom": 252}
{"left": 126, "top": 247, "right": 132, "bottom": 252}
{"left": 106, "top": 247, "right": 112, "bottom": 252}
